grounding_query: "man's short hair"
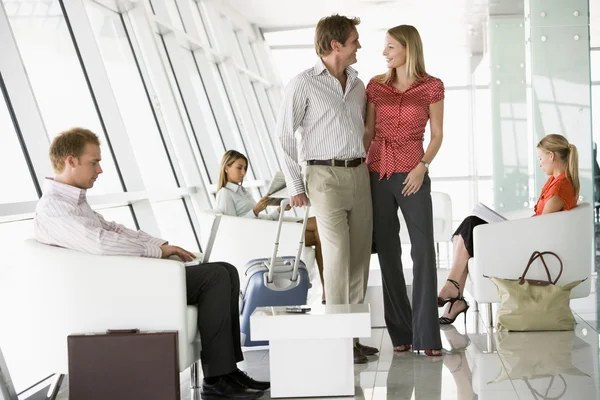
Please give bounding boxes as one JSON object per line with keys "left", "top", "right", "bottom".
{"left": 49, "top": 127, "right": 100, "bottom": 173}
{"left": 314, "top": 14, "right": 360, "bottom": 57}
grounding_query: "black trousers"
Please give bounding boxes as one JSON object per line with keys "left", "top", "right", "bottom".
{"left": 185, "top": 262, "right": 243, "bottom": 378}
{"left": 371, "top": 172, "right": 442, "bottom": 350}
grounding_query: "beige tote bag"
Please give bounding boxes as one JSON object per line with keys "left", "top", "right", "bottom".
{"left": 487, "top": 251, "right": 585, "bottom": 332}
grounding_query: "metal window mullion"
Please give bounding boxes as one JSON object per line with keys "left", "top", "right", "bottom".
{"left": 252, "top": 83, "right": 276, "bottom": 131}
{"left": 208, "top": 11, "right": 271, "bottom": 177}
{"left": 120, "top": 14, "right": 187, "bottom": 189}
{"left": 127, "top": 4, "right": 213, "bottom": 219}
{"left": 220, "top": 60, "right": 271, "bottom": 178}
{"left": 235, "top": 30, "right": 260, "bottom": 75}
{"left": 0, "top": 1, "right": 53, "bottom": 192}
{"left": 237, "top": 75, "right": 280, "bottom": 173}
{"left": 173, "top": 0, "right": 243, "bottom": 152}
{"left": 60, "top": 0, "right": 161, "bottom": 235}
{"left": 236, "top": 65, "right": 271, "bottom": 86}
{"left": 253, "top": 83, "right": 278, "bottom": 141}
{"left": 198, "top": 0, "right": 230, "bottom": 54}
{"left": 193, "top": 50, "right": 243, "bottom": 151}
{"left": 249, "top": 27, "right": 269, "bottom": 78}
{"left": 161, "top": 34, "right": 221, "bottom": 174}
{"left": 252, "top": 39, "right": 283, "bottom": 86}
{"left": 119, "top": 15, "right": 206, "bottom": 248}
{"left": 202, "top": 0, "right": 256, "bottom": 42}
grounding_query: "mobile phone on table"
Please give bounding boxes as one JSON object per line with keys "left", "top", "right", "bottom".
{"left": 285, "top": 306, "right": 311, "bottom": 314}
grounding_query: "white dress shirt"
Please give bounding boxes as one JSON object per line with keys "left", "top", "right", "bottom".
{"left": 215, "top": 182, "right": 280, "bottom": 221}
{"left": 276, "top": 59, "right": 367, "bottom": 196}
{"left": 34, "top": 178, "right": 166, "bottom": 258}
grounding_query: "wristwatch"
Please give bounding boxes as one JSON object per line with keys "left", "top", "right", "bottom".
{"left": 420, "top": 160, "right": 430, "bottom": 169}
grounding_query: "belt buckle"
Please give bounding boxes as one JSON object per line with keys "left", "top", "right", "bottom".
{"left": 331, "top": 159, "right": 335, "bottom": 167}
{"left": 344, "top": 159, "right": 349, "bottom": 167}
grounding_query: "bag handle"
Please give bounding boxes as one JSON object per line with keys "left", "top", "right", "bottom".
{"left": 106, "top": 329, "right": 139, "bottom": 334}
{"left": 519, "top": 251, "right": 563, "bottom": 285}
{"left": 523, "top": 375, "right": 567, "bottom": 399}
{"left": 267, "top": 199, "right": 310, "bottom": 283}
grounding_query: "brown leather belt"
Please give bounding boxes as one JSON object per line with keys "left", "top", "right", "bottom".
{"left": 306, "top": 158, "right": 365, "bottom": 168}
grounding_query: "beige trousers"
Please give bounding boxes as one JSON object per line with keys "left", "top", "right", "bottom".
{"left": 304, "top": 163, "right": 373, "bottom": 306}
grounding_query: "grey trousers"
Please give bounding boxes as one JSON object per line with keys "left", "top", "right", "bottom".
{"left": 370, "top": 172, "right": 442, "bottom": 350}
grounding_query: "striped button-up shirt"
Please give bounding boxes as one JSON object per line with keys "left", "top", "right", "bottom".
{"left": 34, "top": 178, "right": 166, "bottom": 258}
{"left": 277, "top": 59, "right": 367, "bottom": 196}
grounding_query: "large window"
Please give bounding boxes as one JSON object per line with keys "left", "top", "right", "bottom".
{"left": 182, "top": 50, "right": 227, "bottom": 161}
{"left": 0, "top": 74, "right": 38, "bottom": 203}
{"left": 85, "top": 1, "right": 178, "bottom": 191}
{"left": 153, "top": 32, "right": 215, "bottom": 182}
{"left": 4, "top": 0, "right": 123, "bottom": 195}
{"left": 151, "top": 199, "right": 199, "bottom": 251}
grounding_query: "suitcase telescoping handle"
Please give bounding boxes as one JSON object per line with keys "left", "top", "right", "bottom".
{"left": 267, "top": 198, "right": 310, "bottom": 283}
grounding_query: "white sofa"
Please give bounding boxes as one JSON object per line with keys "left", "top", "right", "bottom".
{"left": 198, "top": 210, "right": 316, "bottom": 285}
{"left": 13, "top": 239, "right": 203, "bottom": 394}
{"left": 465, "top": 203, "right": 593, "bottom": 325}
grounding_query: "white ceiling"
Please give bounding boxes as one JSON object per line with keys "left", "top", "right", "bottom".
{"left": 222, "top": 0, "right": 488, "bottom": 30}
{"left": 221, "top": 0, "right": 528, "bottom": 54}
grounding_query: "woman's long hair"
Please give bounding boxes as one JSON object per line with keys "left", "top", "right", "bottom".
{"left": 217, "top": 150, "right": 248, "bottom": 192}
{"left": 537, "top": 134, "right": 580, "bottom": 197}
{"left": 373, "top": 25, "right": 426, "bottom": 85}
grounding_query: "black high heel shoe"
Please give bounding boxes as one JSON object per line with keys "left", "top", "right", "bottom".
{"left": 439, "top": 297, "right": 470, "bottom": 325}
{"left": 437, "top": 279, "right": 460, "bottom": 307}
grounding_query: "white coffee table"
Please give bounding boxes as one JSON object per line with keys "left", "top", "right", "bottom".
{"left": 250, "top": 304, "right": 371, "bottom": 398}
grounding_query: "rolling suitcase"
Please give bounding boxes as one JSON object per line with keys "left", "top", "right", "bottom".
{"left": 240, "top": 199, "right": 311, "bottom": 347}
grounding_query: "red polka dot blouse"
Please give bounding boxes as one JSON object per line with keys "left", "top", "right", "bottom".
{"left": 366, "top": 72, "right": 445, "bottom": 179}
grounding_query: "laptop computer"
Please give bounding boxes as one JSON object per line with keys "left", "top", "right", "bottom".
{"left": 184, "top": 214, "right": 221, "bottom": 266}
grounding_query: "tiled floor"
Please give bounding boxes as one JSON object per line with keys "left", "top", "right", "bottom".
{"left": 42, "top": 253, "right": 599, "bottom": 400}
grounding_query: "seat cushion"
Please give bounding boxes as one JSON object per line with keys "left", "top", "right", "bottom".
{"left": 186, "top": 306, "right": 198, "bottom": 343}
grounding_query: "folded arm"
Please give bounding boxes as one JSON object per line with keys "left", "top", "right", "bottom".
{"left": 35, "top": 213, "right": 162, "bottom": 258}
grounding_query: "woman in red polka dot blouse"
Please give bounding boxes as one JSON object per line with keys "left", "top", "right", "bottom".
{"left": 364, "top": 25, "right": 444, "bottom": 356}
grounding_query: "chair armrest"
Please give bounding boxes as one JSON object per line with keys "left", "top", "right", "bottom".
{"left": 17, "top": 240, "right": 190, "bottom": 373}
{"left": 203, "top": 213, "right": 307, "bottom": 274}
{"left": 469, "top": 204, "right": 593, "bottom": 303}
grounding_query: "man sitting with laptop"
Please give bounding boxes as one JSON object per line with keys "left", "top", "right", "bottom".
{"left": 34, "top": 127, "right": 268, "bottom": 400}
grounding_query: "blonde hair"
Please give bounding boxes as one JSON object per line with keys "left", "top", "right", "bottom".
{"left": 314, "top": 14, "right": 360, "bottom": 57}
{"left": 49, "top": 127, "right": 100, "bottom": 173}
{"left": 537, "top": 134, "right": 580, "bottom": 197}
{"left": 373, "top": 25, "right": 426, "bottom": 84}
{"left": 217, "top": 150, "right": 248, "bottom": 192}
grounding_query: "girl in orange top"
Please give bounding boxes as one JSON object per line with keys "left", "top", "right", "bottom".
{"left": 438, "top": 134, "right": 580, "bottom": 325}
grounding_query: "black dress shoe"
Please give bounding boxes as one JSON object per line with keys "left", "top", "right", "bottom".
{"left": 353, "top": 346, "right": 368, "bottom": 364}
{"left": 230, "top": 369, "right": 270, "bottom": 391}
{"left": 201, "top": 375, "right": 264, "bottom": 399}
{"left": 356, "top": 342, "right": 379, "bottom": 356}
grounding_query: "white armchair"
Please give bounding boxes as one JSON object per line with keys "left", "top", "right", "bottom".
{"left": 465, "top": 203, "right": 593, "bottom": 326}
{"left": 13, "top": 239, "right": 203, "bottom": 396}
{"left": 198, "top": 210, "right": 316, "bottom": 284}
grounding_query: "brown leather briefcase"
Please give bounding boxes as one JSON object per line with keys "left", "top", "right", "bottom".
{"left": 68, "top": 329, "right": 180, "bottom": 400}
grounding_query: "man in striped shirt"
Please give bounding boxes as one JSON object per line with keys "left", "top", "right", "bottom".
{"left": 34, "top": 128, "right": 267, "bottom": 399}
{"left": 276, "top": 15, "right": 376, "bottom": 364}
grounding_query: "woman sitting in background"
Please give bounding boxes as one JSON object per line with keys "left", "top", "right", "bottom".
{"left": 438, "top": 134, "right": 579, "bottom": 325}
{"left": 215, "top": 150, "right": 326, "bottom": 303}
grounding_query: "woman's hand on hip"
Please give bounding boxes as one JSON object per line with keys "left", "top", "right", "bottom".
{"left": 402, "top": 164, "right": 427, "bottom": 196}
